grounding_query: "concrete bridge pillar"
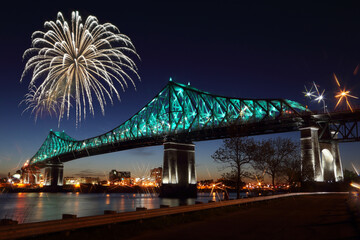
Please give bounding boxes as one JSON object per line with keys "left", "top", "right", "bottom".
{"left": 22, "top": 170, "right": 30, "bottom": 184}
{"left": 44, "top": 163, "right": 64, "bottom": 187}
{"left": 300, "top": 127, "right": 322, "bottom": 181}
{"left": 319, "top": 132, "right": 343, "bottom": 182}
{"left": 300, "top": 127, "right": 344, "bottom": 182}
{"left": 22, "top": 168, "right": 41, "bottom": 184}
{"left": 332, "top": 141, "right": 344, "bottom": 181}
{"left": 160, "top": 142, "right": 197, "bottom": 198}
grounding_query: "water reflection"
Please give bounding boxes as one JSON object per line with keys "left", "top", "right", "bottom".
{"left": 106, "top": 195, "right": 110, "bottom": 205}
{"left": 0, "top": 192, "right": 242, "bottom": 223}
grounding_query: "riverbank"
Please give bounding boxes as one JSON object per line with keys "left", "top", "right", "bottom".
{"left": 129, "top": 193, "right": 360, "bottom": 240}
{"left": 0, "top": 192, "right": 355, "bottom": 240}
{"left": 0, "top": 181, "right": 351, "bottom": 194}
{"left": 0, "top": 185, "right": 285, "bottom": 196}
{"left": 0, "top": 185, "right": 159, "bottom": 194}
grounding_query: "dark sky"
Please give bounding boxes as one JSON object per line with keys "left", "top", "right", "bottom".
{"left": 1, "top": 0, "right": 360, "bottom": 180}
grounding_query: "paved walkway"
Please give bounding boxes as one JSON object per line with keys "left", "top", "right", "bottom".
{"left": 129, "top": 194, "right": 359, "bottom": 240}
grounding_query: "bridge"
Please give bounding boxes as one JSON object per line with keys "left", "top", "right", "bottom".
{"left": 22, "top": 80, "right": 360, "bottom": 197}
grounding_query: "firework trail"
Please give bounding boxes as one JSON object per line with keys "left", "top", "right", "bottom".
{"left": 21, "top": 11, "right": 140, "bottom": 125}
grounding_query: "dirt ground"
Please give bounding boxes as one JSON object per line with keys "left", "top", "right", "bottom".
{"left": 128, "top": 194, "right": 360, "bottom": 240}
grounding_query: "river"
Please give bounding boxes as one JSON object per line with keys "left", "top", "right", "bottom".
{"left": 0, "top": 192, "right": 244, "bottom": 223}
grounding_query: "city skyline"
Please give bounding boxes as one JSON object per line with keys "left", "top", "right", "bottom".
{"left": 1, "top": 1, "right": 360, "bottom": 181}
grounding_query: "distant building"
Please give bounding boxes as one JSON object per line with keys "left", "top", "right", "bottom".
{"left": 150, "top": 167, "right": 162, "bottom": 185}
{"left": 64, "top": 177, "right": 99, "bottom": 185}
{"left": 199, "top": 179, "right": 214, "bottom": 185}
{"left": 197, "top": 179, "right": 215, "bottom": 189}
{"left": 64, "top": 177, "right": 76, "bottom": 185}
{"left": 80, "top": 177, "right": 100, "bottom": 184}
{"left": 109, "top": 170, "right": 131, "bottom": 182}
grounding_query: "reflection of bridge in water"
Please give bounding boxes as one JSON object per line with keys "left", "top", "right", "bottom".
{"left": 22, "top": 80, "right": 360, "bottom": 197}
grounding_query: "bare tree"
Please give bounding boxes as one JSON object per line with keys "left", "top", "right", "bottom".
{"left": 253, "top": 137, "right": 298, "bottom": 187}
{"left": 282, "top": 150, "right": 301, "bottom": 185}
{"left": 211, "top": 137, "right": 255, "bottom": 199}
{"left": 247, "top": 170, "right": 266, "bottom": 185}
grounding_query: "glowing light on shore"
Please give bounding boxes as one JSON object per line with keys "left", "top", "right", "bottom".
{"left": 21, "top": 11, "right": 140, "bottom": 125}
{"left": 351, "top": 182, "right": 360, "bottom": 189}
{"left": 333, "top": 73, "right": 358, "bottom": 112}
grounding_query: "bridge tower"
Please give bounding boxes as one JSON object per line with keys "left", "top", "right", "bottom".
{"left": 160, "top": 142, "right": 197, "bottom": 198}
{"left": 21, "top": 167, "right": 41, "bottom": 184}
{"left": 44, "top": 163, "right": 64, "bottom": 187}
{"left": 300, "top": 127, "right": 343, "bottom": 182}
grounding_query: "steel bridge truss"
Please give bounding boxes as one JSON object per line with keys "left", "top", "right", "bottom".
{"left": 318, "top": 119, "right": 360, "bottom": 142}
{"left": 29, "top": 80, "right": 309, "bottom": 166}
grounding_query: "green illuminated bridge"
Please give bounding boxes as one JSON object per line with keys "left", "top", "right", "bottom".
{"left": 25, "top": 80, "right": 360, "bottom": 195}
{"left": 27, "top": 80, "right": 310, "bottom": 168}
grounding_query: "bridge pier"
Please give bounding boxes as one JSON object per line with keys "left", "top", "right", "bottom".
{"left": 44, "top": 163, "right": 64, "bottom": 187}
{"left": 160, "top": 142, "right": 197, "bottom": 198}
{"left": 21, "top": 167, "right": 41, "bottom": 184}
{"left": 319, "top": 135, "right": 343, "bottom": 182}
{"left": 300, "top": 127, "right": 322, "bottom": 181}
{"left": 300, "top": 127, "right": 344, "bottom": 182}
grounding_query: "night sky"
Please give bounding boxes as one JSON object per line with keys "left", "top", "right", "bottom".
{"left": 1, "top": 1, "right": 360, "bottom": 180}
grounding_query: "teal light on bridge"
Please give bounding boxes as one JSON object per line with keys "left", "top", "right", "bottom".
{"left": 28, "top": 81, "right": 309, "bottom": 165}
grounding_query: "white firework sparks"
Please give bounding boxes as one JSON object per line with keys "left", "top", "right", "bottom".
{"left": 21, "top": 11, "right": 140, "bottom": 125}
{"left": 302, "top": 85, "right": 316, "bottom": 99}
{"left": 312, "top": 81, "right": 327, "bottom": 113}
{"left": 313, "top": 83, "right": 325, "bottom": 103}
{"left": 20, "top": 85, "right": 70, "bottom": 122}
{"left": 302, "top": 82, "right": 327, "bottom": 112}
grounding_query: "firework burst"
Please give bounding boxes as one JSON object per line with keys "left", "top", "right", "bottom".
{"left": 313, "top": 82, "right": 326, "bottom": 104}
{"left": 303, "top": 82, "right": 327, "bottom": 112}
{"left": 333, "top": 73, "right": 358, "bottom": 112}
{"left": 21, "top": 11, "right": 140, "bottom": 125}
{"left": 21, "top": 86, "right": 70, "bottom": 122}
{"left": 302, "top": 85, "right": 316, "bottom": 99}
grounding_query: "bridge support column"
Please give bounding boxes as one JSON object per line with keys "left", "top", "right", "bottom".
{"left": 301, "top": 128, "right": 344, "bottom": 182}
{"left": 331, "top": 140, "right": 344, "bottom": 181}
{"left": 160, "top": 142, "right": 197, "bottom": 198}
{"left": 22, "top": 167, "right": 41, "bottom": 184}
{"left": 300, "top": 127, "right": 322, "bottom": 181}
{"left": 22, "top": 169, "right": 30, "bottom": 184}
{"left": 319, "top": 132, "right": 343, "bottom": 182}
{"left": 44, "top": 163, "right": 64, "bottom": 187}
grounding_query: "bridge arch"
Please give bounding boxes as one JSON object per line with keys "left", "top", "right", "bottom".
{"left": 321, "top": 149, "right": 335, "bottom": 182}
{"left": 300, "top": 127, "right": 344, "bottom": 182}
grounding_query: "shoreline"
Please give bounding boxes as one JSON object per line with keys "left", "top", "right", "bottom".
{"left": 0, "top": 192, "right": 353, "bottom": 240}
{"left": 0, "top": 185, "right": 269, "bottom": 194}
